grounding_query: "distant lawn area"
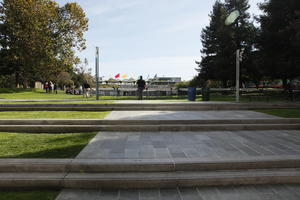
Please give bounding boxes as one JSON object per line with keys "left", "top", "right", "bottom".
{"left": 1, "top": 88, "right": 298, "bottom": 102}
{"left": 255, "top": 109, "right": 300, "bottom": 118}
{"left": 0, "top": 88, "right": 190, "bottom": 101}
{"left": 0, "top": 88, "right": 110, "bottom": 102}
{"left": 0, "top": 100, "right": 113, "bottom": 104}
{"left": 0, "top": 132, "right": 96, "bottom": 158}
{"left": 209, "top": 93, "right": 288, "bottom": 102}
{"left": 0, "top": 190, "right": 59, "bottom": 200}
{"left": 0, "top": 111, "right": 110, "bottom": 119}
{"left": 101, "top": 95, "right": 193, "bottom": 101}
{"left": 0, "top": 88, "right": 88, "bottom": 100}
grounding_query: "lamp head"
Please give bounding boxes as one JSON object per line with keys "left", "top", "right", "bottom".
{"left": 225, "top": 10, "right": 240, "bottom": 26}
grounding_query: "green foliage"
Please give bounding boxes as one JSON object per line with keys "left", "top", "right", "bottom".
{"left": 0, "top": 132, "right": 96, "bottom": 158}
{"left": 0, "top": 0, "right": 88, "bottom": 86}
{"left": 198, "top": 0, "right": 257, "bottom": 87}
{"left": 257, "top": 0, "right": 300, "bottom": 81}
{"left": 175, "top": 81, "right": 190, "bottom": 89}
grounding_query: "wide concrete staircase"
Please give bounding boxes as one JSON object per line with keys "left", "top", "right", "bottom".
{"left": 0, "top": 102, "right": 300, "bottom": 194}
{"left": 1, "top": 157, "right": 300, "bottom": 189}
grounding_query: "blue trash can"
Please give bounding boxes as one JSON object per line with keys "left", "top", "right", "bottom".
{"left": 188, "top": 87, "right": 196, "bottom": 101}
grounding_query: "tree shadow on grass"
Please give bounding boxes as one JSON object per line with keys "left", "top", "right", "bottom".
{"left": 45, "top": 133, "right": 95, "bottom": 144}
{"left": 0, "top": 88, "right": 38, "bottom": 94}
{"left": 0, "top": 190, "right": 59, "bottom": 200}
{"left": 0, "top": 144, "right": 88, "bottom": 158}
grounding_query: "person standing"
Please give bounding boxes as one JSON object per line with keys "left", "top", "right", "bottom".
{"left": 53, "top": 83, "right": 58, "bottom": 94}
{"left": 44, "top": 82, "right": 49, "bottom": 93}
{"left": 49, "top": 81, "right": 53, "bottom": 93}
{"left": 83, "top": 81, "right": 91, "bottom": 98}
{"left": 136, "top": 76, "right": 146, "bottom": 100}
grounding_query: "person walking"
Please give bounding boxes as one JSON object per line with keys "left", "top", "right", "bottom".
{"left": 83, "top": 81, "right": 91, "bottom": 98}
{"left": 136, "top": 76, "right": 146, "bottom": 100}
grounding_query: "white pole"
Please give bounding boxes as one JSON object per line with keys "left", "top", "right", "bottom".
{"left": 96, "top": 47, "right": 99, "bottom": 100}
{"left": 236, "top": 49, "right": 240, "bottom": 102}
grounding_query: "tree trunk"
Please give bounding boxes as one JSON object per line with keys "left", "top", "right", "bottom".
{"left": 15, "top": 73, "right": 19, "bottom": 88}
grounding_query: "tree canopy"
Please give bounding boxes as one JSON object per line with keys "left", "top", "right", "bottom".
{"left": 197, "top": 0, "right": 300, "bottom": 88}
{"left": 0, "top": 0, "right": 88, "bottom": 87}
{"left": 198, "top": 0, "right": 256, "bottom": 87}
{"left": 257, "top": 0, "right": 300, "bottom": 83}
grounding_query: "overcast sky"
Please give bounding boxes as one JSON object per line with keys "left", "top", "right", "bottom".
{"left": 57, "top": 0, "right": 262, "bottom": 80}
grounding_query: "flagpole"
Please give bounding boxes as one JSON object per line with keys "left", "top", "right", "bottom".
{"left": 95, "top": 47, "right": 100, "bottom": 100}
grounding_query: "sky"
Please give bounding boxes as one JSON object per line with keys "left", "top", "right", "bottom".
{"left": 57, "top": 0, "right": 263, "bottom": 81}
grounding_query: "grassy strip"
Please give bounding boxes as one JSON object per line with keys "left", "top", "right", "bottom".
{"left": 0, "top": 132, "right": 96, "bottom": 158}
{"left": 0, "top": 111, "right": 110, "bottom": 119}
{"left": 100, "top": 96, "right": 192, "bottom": 101}
{"left": 0, "top": 100, "right": 114, "bottom": 104}
{"left": 1, "top": 88, "right": 297, "bottom": 102}
{"left": 0, "top": 89, "right": 88, "bottom": 100}
{"left": 255, "top": 109, "right": 300, "bottom": 118}
{"left": 209, "top": 94, "right": 289, "bottom": 102}
{"left": 0, "top": 190, "right": 59, "bottom": 200}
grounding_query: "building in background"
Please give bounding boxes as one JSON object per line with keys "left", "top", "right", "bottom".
{"left": 98, "top": 76, "right": 182, "bottom": 96}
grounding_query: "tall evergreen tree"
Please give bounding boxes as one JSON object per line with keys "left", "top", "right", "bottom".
{"left": 198, "top": 1, "right": 233, "bottom": 87}
{"left": 198, "top": 0, "right": 257, "bottom": 87}
{"left": 258, "top": 0, "right": 300, "bottom": 84}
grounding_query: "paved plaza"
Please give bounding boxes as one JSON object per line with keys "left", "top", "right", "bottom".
{"left": 56, "top": 109, "right": 300, "bottom": 199}
{"left": 77, "top": 130, "right": 300, "bottom": 160}
{"left": 80, "top": 110, "right": 292, "bottom": 160}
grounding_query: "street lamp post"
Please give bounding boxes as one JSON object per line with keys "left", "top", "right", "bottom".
{"left": 236, "top": 49, "right": 240, "bottom": 102}
{"left": 95, "top": 47, "right": 100, "bottom": 100}
{"left": 225, "top": 10, "right": 240, "bottom": 102}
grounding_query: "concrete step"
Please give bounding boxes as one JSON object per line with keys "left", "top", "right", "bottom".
{"left": 0, "top": 124, "right": 299, "bottom": 133}
{"left": 1, "top": 156, "right": 300, "bottom": 173}
{"left": 0, "top": 118, "right": 300, "bottom": 125}
{"left": 0, "top": 102, "right": 300, "bottom": 111}
{"left": 1, "top": 168, "right": 299, "bottom": 189}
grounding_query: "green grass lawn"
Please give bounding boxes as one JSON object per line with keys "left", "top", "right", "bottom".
{"left": 0, "top": 88, "right": 189, "bottom": 101}
{"left": 102, "top": 95, "right": 192, "bottom": 101}
{"left": 0, "top": 190, "right": 59, "bottom": 200}
{"left": 209, "top": 93, "right": 289, "bottom": 102}
{"left": 0, "top": 132, "right": 96, "bottom": 158}
{"left": 255, "top": 109, "right": 300, "bottom": 118}
{"left": 0, "top": 100, "right": 114, "bottom": 104}
{"left": 0, "top": 111, "right": 110, "bottom": 119}
{"left": 1, "top": 88, "right": 297, "bottom": 102}
{"left": 0, "top": 88, "right": 86, "bottom": 100}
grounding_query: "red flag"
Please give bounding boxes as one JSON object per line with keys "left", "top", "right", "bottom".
{"left": 115, "top": 73, "right": 120, "bottom": 79}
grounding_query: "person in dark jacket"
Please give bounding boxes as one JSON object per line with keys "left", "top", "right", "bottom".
{"left": 136, "top": 76, "right": 146, "bottom": 100}
{"left": 83, "top": 82, "right": 91, "bottom": 98}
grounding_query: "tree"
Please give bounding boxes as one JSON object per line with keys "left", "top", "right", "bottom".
{"left": 57, "top": 71, "right": 73, "bottom": 88}
{"left": 198, "top": 1, "right": 229, "bottom": 86}
{"left": 258, "top": 0, "right": 300, "bottom": 85}
{"left": 197, "top": 0, "right": 257, "bottom": 87}
{"left": 0, "top": 0, "right": 88, "bottom": 87}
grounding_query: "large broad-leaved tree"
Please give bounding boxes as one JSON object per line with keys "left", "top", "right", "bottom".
{"left": 0, "top": 0, "right": 88, "bottom": 87}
